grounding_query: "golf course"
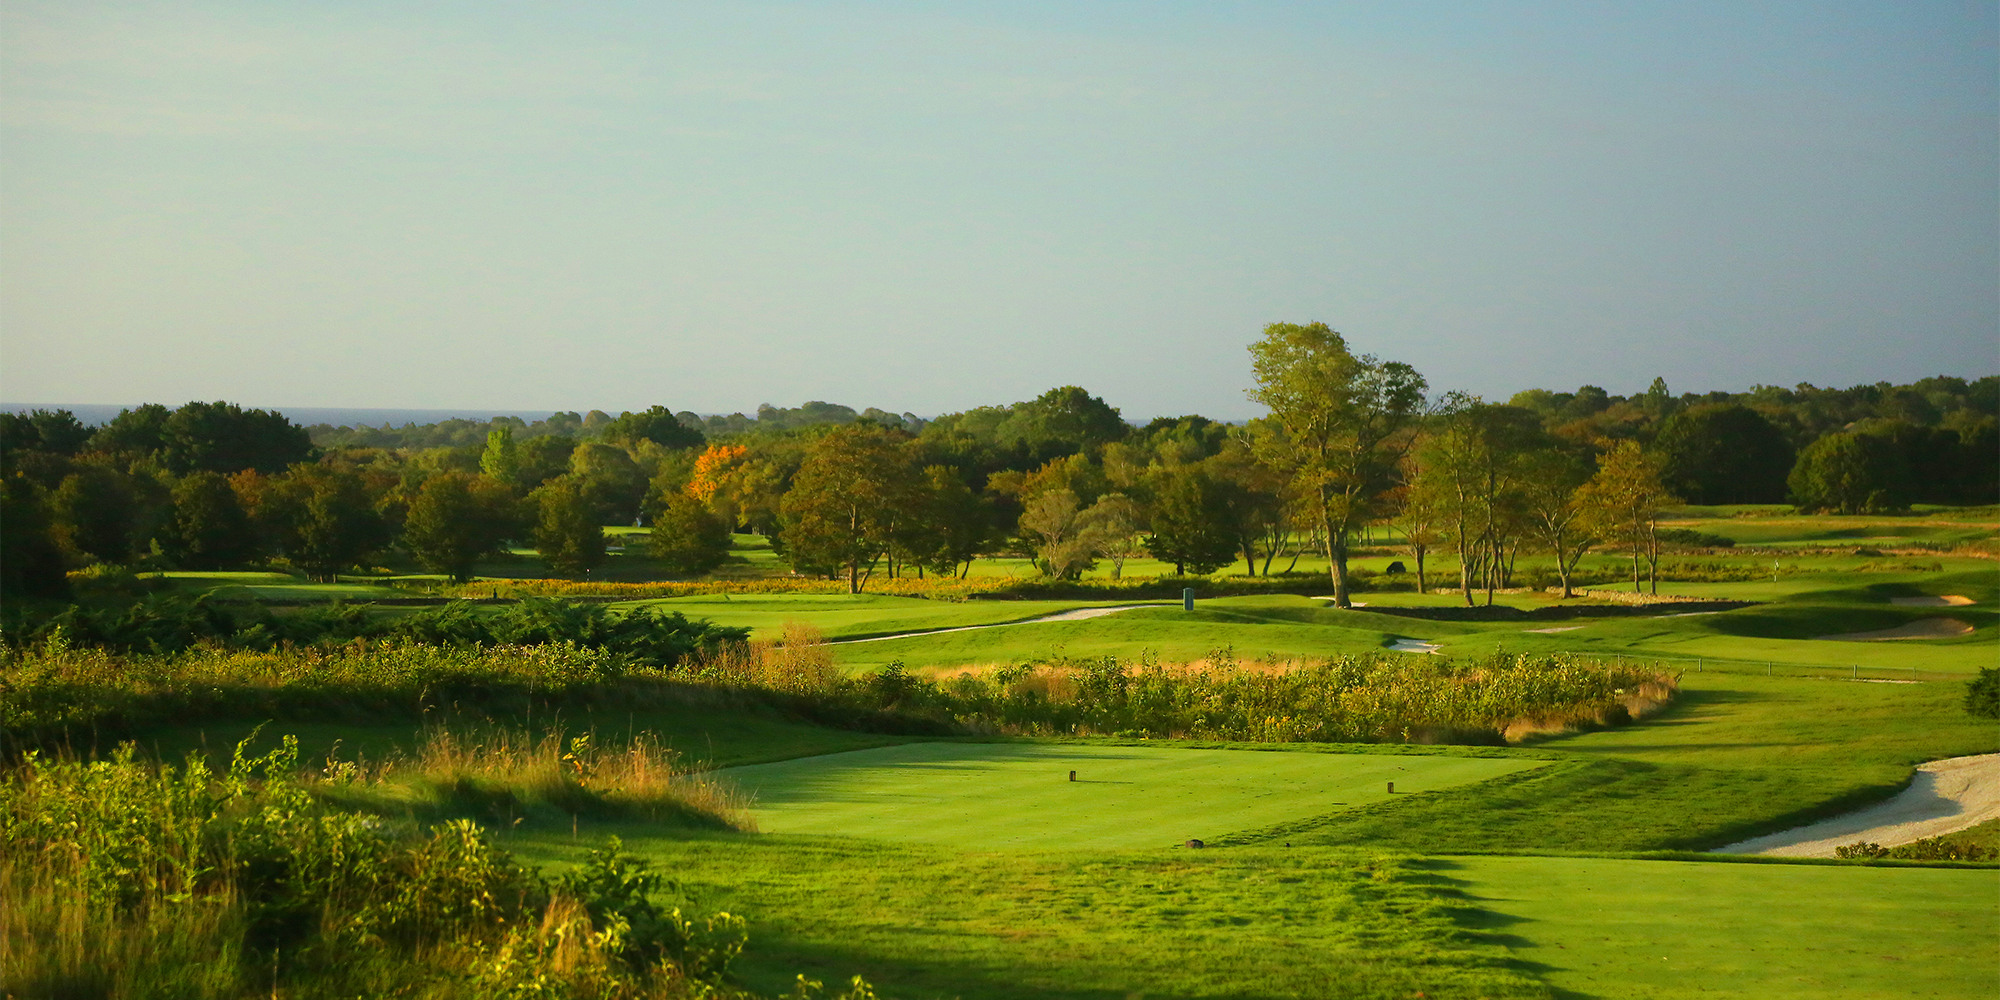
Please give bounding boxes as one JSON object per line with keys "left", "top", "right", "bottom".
{"left": 18, "top": 506, "right": 1986, "bottom": 999}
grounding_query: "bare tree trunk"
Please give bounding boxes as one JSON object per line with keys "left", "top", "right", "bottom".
{"left": 1320, "top": 488, "right": 1350, "bottom": 607}
{"left": 1646, "top": 515, "right": 1661, "bottom": 595}
{"left": 1414, "top": 544, "right": 1428, "bottom": 595}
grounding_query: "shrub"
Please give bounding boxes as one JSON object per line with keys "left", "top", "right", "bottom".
{"left": 1965, "top": 667, "right": 2000, "bottom": 720}
{"left": 0, "top": 734, "right": 860, "bottom": 998}
{"left": 1835, "top": 837, "right": 1995, "bottom": 862}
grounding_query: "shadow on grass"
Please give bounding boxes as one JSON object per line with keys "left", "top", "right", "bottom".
{"left": 1403, "top": 857, "right": 1603, "bottom": 1000}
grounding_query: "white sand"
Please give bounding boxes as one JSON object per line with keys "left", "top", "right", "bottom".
{"left": 1713, "top": 754, "right": 2000, "bottom": 857}
{"left": 1816, "top": 617, "right": 1975, "bottom": 641}
{"left": 1890, "top": 594, "right": 1975, "bottom": 607}
{"left": 1523, "top": 626, "right": 1584, "bottom": 634}
{"left": 830, "top": 604, "right": 1162, "bottom": 644}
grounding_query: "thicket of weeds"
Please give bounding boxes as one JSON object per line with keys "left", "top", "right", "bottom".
{"left": 4, "top": 619, "right": 1674, "bottom": 752}
{"left": 0, "top": 735, "right": 870, "bottom": 1000}
{"left": 683, "top": 625, "right": 1678, "bottom": 745}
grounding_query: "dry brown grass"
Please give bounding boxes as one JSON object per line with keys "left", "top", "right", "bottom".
{"left": 683, "top": 620, "right": 841, "bottom": 695}
{"left": 400, "top": 726, "right": 757, "bottom": 831}
{"left": 1500, "top": 678, "right": 1679, "bottom": 742}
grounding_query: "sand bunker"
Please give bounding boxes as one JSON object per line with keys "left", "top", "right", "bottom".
{"left": 1817, "top": 617, "right": 1974, "bottom": 641}
{"left": 1523, "top": 626, "right": 1584, "bottom": 634}
{"left": 832, "top": 604, "right": 1162, "bottom": 644}
{"left": 1714, "top": 754, "right": 2000, "bottom": 858}
{"left": 1387, "top": 638, "right": 1440, "bottom": 654}
{"left": 1889, "top": 594, "right": 1974, "bottom": 607}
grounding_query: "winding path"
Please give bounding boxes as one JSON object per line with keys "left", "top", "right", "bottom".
{"left": 1712, "top": 754, "right": 2000, "bottom": 857}
{"left": 828, "top": 604, "right": 1167, "bottom": 645}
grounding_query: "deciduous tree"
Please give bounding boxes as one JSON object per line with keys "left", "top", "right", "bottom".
{"left": 1577, "top": 441, "right": 1677, "bottom": 594}
{"left": 402, "top": 472, "right": 519, "bottom": 583}
{"left": 1248, "top": 322, "right": 1427, "bottom": 606}
{"left": 529, "top": 476, "right": 607, "bottom": 576}
{"left": 649, "top": 491, "right": 731, "bottom": 576}
{"left": 1144, "top": 468, "right": 1237, "bottom": 575}
{"left": 161, "top": 471, "right": 260, "bottom": 570}
{"left": 779, "top": 426, "right": 921, "bottom": 593}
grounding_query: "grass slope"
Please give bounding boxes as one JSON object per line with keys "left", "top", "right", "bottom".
{"left": 827, "top": 570, "right": 1998, "bottom": 674}
{"left": 1249, "top": 673, "right": 1998, "bottom": 852}
{"left": 510, "top": 834, "right": 1551, "bottom": 1000}
{"left": 1445, "top": 855, "right": 2000, "bottom": 1000}
{"left": 719, "top": 741, "right": 1544, "bottom": 850}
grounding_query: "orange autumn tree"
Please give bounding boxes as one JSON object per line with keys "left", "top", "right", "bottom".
{"left": 685, "top": 444, "right": 749, "bottom": 504}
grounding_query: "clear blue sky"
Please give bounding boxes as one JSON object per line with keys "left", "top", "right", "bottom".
{"left": 3, "top": 1, "right": 1994, "bottom": 420}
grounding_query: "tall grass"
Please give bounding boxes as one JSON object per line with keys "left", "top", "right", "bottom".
{"left": 683, "top": 633, "right": 1679, "bottom": 746}
{"left": 5, "top": 620, "right": 1675, "bottom": 754}
{"left": 392, "top": 726, "right": 757, "bottom": 830}
{"left": 0, "top": 736, "right": 865, "bottom": 1000}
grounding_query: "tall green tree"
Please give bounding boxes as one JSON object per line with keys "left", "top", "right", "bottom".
{"left": 1577, "top": 441, "right": 1677, "bottom": 594}
{"left": 569, "top": 442, "right": 649, "bottom": 525}
{"left": 252, "top": 466, "right": 391, "bottom": 582}
{"left": 779, "top": 426, "right": 920, "bottom": 593}
{"left": 1019, "top": 488, "right": 1101, "bottom": 579}
{"left": 599, "top": 405, "right": 705, "bottom": 450}
{"left": 1416, "top": 402, "right": 1544, "bottom": 606}
{"left": 480, "top": 427, "right": 524, "bottom": 489}
{"left": 529, "top": 476, "right": 607, "bottom": 576}
{"left": 1144, "top": 468, "right": 1238, "bottom": 575}
{"left": 86, "top": 404, "right": 172, "bottom": 460}
{"left": 1248, "top": 322, "right": 1427, "bottom": 606}
{"left": 48, "top": 465, "right": 137, "bottom": 563}
{"left": 648, "top": 491, "right": 731, "bottom": 577}
{"left": 899, "top": 465, "right": 990, "bottom": 579}
{"left": 0, "top": 475, "right": 69, "bottom": 598}
{"left": 1786, "top": 432, "right": 1888, "bottom": 514}
{"left": 1079, "top": 492, "right": 1145, "bottom": 579}
{"left": 159, "top": 401, "right": 315, "bottom": 474}
{"left": 1517, "top": 445, "right": 1597, "bottom": 599}
{"left": 1654, "top": 404, "right": 1793, "bottom": 504}
{"left": 402, "top": 473, "right": 519, "bottom": 583}
{"left": 160, "top": 471, "right": 260, "bottom": 570}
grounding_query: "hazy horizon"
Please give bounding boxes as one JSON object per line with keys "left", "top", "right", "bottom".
{"left": 4, "top": 2, "right": 1994, "bottom": 417}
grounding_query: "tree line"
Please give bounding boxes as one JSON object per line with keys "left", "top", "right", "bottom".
{"left": 3, "top": 344, "right": 1993, "bottom": 601}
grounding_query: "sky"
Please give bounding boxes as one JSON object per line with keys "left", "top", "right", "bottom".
{"left": 2, "top": 1, "right": 1994, "bottom": 422}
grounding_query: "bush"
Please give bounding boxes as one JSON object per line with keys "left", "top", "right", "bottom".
{"left": 1834, "top": 837, "right": 1995, "bottom": 862}
{"left": 686, "top": 643, "right": 1679, "bottom": 746}
{"left": 1965, "top": 667, "right": 2000, "bottom": 720}
{"left": 0, "top": 734, "right": 865, "bottom": 998}
{"left": 1, "top": 594, "right": 749, "bottom": 668}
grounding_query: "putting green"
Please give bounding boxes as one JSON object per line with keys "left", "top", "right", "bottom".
{"left": 718, "top": 742, "right": 1544, "bottom": 850}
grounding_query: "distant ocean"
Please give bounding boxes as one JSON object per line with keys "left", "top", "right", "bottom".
{"left": 1, "top": 404, "right": 564, "bottom": 428}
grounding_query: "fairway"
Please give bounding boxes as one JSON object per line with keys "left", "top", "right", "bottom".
{"left": 1448, "top": 855, "right": 2000, "bottom": 1000}
{"left": 719, "top": 742, "right": 1544, "bottom": 849}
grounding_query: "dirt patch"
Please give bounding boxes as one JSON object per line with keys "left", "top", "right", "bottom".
{"left": 1713, "top": 754, "right": 2000, "bottom": 857}
{"left": 1889, "top": 594, "right": 1974, "bottom": 607}
{"left": 1816, "top": 617, "right": 1974, "bottom": 641}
